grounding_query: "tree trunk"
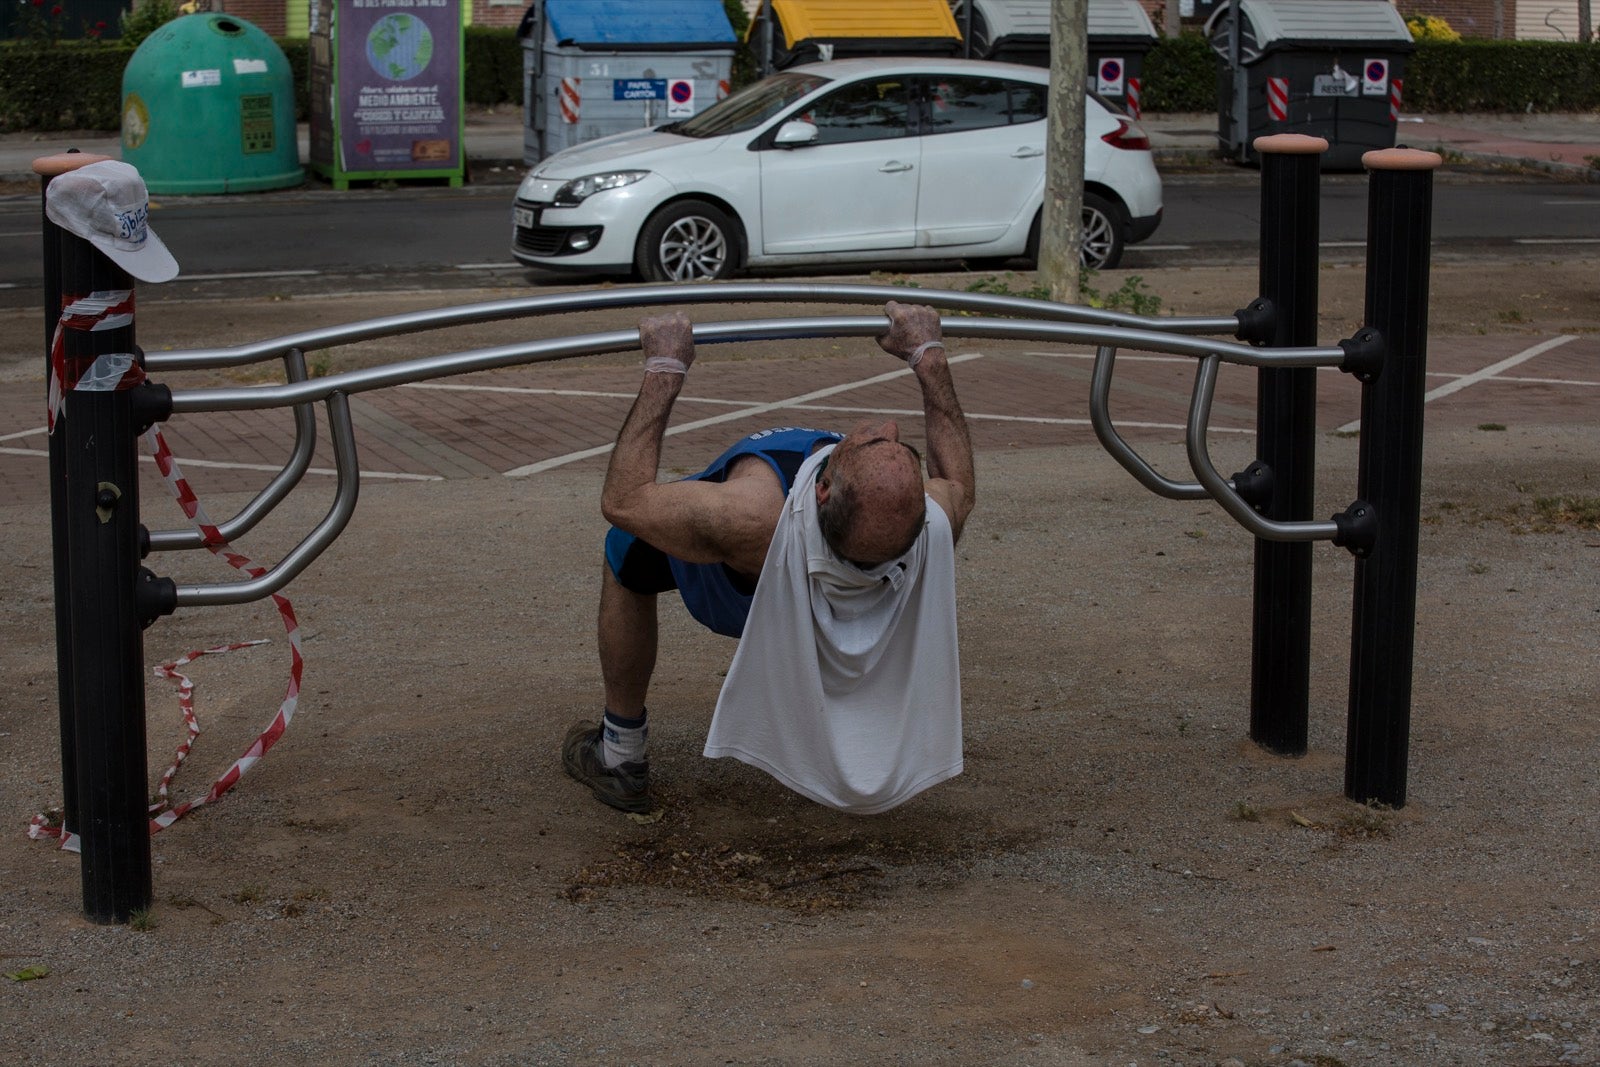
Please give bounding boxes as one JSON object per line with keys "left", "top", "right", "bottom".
{"left": 1040, "top": 0, "right": 1087, "bottom": 303}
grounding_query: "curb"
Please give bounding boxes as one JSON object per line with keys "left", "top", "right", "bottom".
{"left": 1418, "top": 147, "right": 1600, "bottom": 182}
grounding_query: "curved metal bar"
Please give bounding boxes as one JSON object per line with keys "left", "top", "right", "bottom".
{"left": 173, "top": 391, "right": 361, "bottom": 607}
{"left": 169, "top": 317, "right": 1347, "bottom": 415}
{"left": 143, "top": 282, "right": 1242, "bottom": 372}
{"left": 1089, "top": 345, "right": 1213, "bottom": 501}
{"left": 148, "top": 348, "right": 319, "bottom": 552}
{"left": 1185, "top": 357, "right": 1339, "bottom": 543}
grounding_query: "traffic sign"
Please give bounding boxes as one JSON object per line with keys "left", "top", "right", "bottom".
{"left": 1362, "top": 58, "right": 1389, "bottom": 97}
{"left": 1096, "top": 58, "right": 1125, "bottom": 96}
{"left": 667, "top": 78, "right": 695, "bottom": 117}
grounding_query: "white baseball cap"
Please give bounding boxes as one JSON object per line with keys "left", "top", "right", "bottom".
{"left": 45, "top": 160, "right": 179, "bottom": 284}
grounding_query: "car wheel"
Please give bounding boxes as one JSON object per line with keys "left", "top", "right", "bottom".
{"left": 1022, "top": 200, "right": 1124, "bottom": 271}
{"left": 635, "top": 200, "right": 740, "bottom": 282}
{"left": 1081, "top": 192, "right": 1126, "bottom": 271}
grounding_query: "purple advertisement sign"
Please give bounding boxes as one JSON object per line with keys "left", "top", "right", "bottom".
{"left": 336, "top": 0, "right": 461, "bottom": 174}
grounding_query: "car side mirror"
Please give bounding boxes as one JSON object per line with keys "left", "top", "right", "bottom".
{"left": 774, "top": 120, "right": 819, "bottom": 148}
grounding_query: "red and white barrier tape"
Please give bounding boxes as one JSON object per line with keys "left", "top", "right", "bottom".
{"left": 47, "top": 289, "right": 137, "bottom": 433}
{"left": 27, "top": 428, "right": 305, "bottom": 850}
{"left": 144, "top": 426, "right": 304, "bottom": 832}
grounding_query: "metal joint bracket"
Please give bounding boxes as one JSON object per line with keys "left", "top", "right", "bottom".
{"left": 1229, "top": 461, "right": 1275, "bottom": 508}
{"left": 1233, "top": 298, "right": 1276, "bottom": 344}
{"left": 1338, "top": 328, "right": 1385, "bottom": 383}
{"left": 135, "top": 567, "right": 178, "bottom": 628}
{"left": 1331, "top": 499, "right": 1378, "bottom": 557}
{"left": 130, "top": 381, "right": 174, "bottom": 434}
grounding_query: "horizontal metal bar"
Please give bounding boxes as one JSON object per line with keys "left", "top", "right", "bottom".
{"left": 143, "top": 282, "right": 1241, "bottom": 372}
{"left": 168, "top": 316, "right": 1346, "bottom": 415}
{"left": 172, "top": 392, "right": 361, "bottom": 607}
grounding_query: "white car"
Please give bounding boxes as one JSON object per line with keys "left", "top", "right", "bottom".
{"left": 511, "top": 57, "right": 1163, "bottom": 281}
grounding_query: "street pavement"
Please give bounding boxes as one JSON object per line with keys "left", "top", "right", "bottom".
{"left": 3, "top": 105, "right": 1599, "bottom": 184}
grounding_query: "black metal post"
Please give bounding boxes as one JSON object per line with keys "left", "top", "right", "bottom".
{"left": 1247, "top": 134, "right": 1326, "bottom": 756}
{"left": 36, "top": 153, "right": 111, "bottom": 863}
{"left": 1345, "top": 148, "right": 1441, "bottom": 808}
{"left": 39, "top": 153, "right": 156, "bottom": 921}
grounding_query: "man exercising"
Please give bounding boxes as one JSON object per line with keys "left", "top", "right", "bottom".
{"left": 563, "top": 301, "right": 975, "bottom": 815}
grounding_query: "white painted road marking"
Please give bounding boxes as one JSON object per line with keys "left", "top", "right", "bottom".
{"left": 178, "top": 269, "right": 321, "bottom": 281}
{"left": 1336, "top": 334, "right": 1579, "bottom": 433}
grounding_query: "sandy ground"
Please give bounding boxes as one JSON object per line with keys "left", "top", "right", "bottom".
{"left": 2, "top": 258, "right": 1598, "bottom": 1066}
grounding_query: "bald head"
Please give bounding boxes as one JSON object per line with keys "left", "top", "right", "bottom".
{"left": 816, "top": 422, "right": 927, "bottom": 567}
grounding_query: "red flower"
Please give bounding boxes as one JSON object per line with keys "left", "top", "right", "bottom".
{"left": 30, "top": 0, "right": 44, "bottom": 8}
{"left": 95, "top": 18, "right": 106, "bottom": 26}
{"left": 49, "top": 4, "right": 62, "bottom": 13}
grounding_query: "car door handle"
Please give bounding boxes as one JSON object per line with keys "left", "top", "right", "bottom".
{"left": 1012, "top": 147, "right": 1044, "bottom": 158}
{"left": 879, "top": 161, "right": 914, "bottom": 173}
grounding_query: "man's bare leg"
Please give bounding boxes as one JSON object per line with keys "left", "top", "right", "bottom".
{"left": 561, "top": 564, "right": 658, "bottom": 814}
{"left": 598, "top": 565, "right": 655, "bottom": 719}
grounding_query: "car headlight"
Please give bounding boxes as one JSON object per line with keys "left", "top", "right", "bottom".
{"left": 552, "top": 170, "right": 650, "bottom": 206}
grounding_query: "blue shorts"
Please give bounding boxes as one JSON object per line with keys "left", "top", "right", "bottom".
{"left": 604, "top": 427, "right": 841, "bottom": 638}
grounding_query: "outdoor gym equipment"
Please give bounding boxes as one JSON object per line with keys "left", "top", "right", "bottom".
{"left": 31, "top": 135, "right": 1440, "bottom": 922}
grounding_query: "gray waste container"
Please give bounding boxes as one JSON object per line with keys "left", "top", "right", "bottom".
{"left": 1207, "top": 0, "right": 1414, "bottom": 169}
{"left": 952, "top": 0, "right": 1158, "bottom": 116}
{"left": 518, "top": 0, "right": 736, "bottom": 166}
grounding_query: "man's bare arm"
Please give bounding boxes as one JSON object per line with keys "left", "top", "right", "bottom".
{"left": 601, "top": 314, "right": 783, "bottom": 571}
{"left": 601, "top": 313, "right": 694, "bottom": 526}
{"left": 877, "top": 301, "right": 975, "bottom": 540}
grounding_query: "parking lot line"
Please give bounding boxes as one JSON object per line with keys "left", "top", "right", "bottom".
{"left": 1335, "top": 334, "right": 1579, "bottom": 433}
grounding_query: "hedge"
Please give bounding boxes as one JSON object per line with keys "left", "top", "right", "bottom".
{"left": 4, "top": 31, "right": 1598, "bottom": 134}
{"left": 1139, "top": 31, "right": 1216, "bottom": 112}
{"left": 0, "top": 41, "right": 127, "bottom": 129}
{"left": 1405, "top": 39, "right": 1600, "bottom": 111}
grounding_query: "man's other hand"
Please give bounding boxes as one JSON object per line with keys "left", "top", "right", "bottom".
{"left": 876, "top": 301, "right": 944, "bottom": 366}
{"left": 641, "top": 312, "right": 696, "bottom": 376}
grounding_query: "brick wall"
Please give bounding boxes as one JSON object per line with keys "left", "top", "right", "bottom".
{"left": 467, "top": 0, "right": 525, "bottom": 30}
{"left": 220, "top": 0, "right": 288, "bottom": 36}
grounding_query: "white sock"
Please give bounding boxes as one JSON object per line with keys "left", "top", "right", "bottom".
{"left": 601, "top": 709, "right": 648, "bottom": 768}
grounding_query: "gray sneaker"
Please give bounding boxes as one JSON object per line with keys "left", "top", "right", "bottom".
{"left": 561, "top": 720, "right": 651, "bottom": 814}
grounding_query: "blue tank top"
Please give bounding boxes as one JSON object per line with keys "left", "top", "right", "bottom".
{"left": 669, "top": 427, "right": 842, "bottom": 638}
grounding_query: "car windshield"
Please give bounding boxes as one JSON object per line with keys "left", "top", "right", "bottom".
{"left": 667, "top": 72, "right": 831, "bottom": 138}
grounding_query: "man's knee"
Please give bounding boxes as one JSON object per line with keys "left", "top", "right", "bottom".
{"left": 605, "top": 526, "right": 677, "bottom": 595}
